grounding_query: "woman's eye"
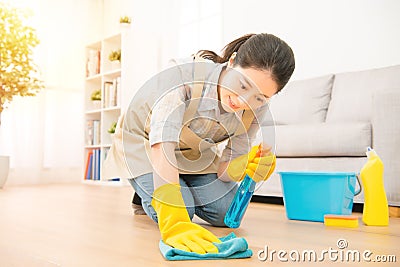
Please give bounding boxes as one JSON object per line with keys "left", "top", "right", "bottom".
{"left": 256, "top": 96, "right": 266, "bottom": 103}
{"left": 240, "top": 82, "right": 246, "bottom": 90}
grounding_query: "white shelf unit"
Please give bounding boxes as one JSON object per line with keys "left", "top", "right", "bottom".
{"left": 83, "top": 33, "right": 123, "bottom": 184}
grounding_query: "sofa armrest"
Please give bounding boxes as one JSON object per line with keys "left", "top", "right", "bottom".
{"left": 372, "top": 89, "right": 400, "bottom": 205}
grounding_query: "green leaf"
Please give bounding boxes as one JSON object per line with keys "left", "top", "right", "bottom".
{"left": 0, "top": 2, "right": 44, "bottom": 113}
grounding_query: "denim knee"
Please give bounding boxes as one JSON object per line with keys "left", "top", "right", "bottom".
{"left": 128, "top": 177, "right": 195, "bottom": 222}
{"left": 195, "top": 199, "right": 232, "bottom": 227}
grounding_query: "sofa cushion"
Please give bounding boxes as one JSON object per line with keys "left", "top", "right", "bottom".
{"left": 326, "top": 65, "right": 400, "bottom": 123}
{"left": 267, "top": 74, "right": 334, "bottom": 125}
{"left": 261, "top": 122, "right": 371, "bottom": 157}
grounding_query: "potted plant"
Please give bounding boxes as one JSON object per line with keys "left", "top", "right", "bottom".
{"left": 119, "top": 16, "right": 131, "bottom": 24}
{"left": 119, "top": 16, "right": 131, "bottom": 30}
{"left": 0, "top": 3, "right": 44, "bottom": 188}
{"left": 108, "top": 121, "right": 117, "bottom": 134}
{"left": 108, "top": 49, "right": 121, "bottom": 69}
{"left": 91, "top": 89, "right": 101, "bottom": 109}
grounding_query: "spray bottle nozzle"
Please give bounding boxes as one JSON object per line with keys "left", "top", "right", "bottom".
{"left": 366, "top": 147, "right": 377, "bottom": 159}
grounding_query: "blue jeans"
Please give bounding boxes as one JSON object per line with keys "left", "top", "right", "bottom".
{"left": 128, "top": 173, "right": 238, "bottom": 227}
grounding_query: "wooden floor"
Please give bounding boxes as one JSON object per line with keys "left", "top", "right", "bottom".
{"left": 0, "top": 184, "right": 399, "bottom": 266}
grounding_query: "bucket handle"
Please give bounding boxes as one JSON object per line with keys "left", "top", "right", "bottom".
{"left": 354, "top": 174, "right": 362, "bottom": 196}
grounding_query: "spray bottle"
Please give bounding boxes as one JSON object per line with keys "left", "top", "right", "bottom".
{"left": 224, "top": 146, "right": 262, "bottom": 228}
{"left": 224, "top": 174, "right": 256, "bottom": 228}
{"left": 360, "top": 147, "right": 389, "bottom": 226}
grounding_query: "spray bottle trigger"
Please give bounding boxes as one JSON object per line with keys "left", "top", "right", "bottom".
{"left": 256, "top": 144, "right": 262, "bottom": 158}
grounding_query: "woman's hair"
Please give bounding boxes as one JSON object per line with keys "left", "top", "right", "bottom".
{"left": 197, "top": 33, "right": 295, "bottom": 91}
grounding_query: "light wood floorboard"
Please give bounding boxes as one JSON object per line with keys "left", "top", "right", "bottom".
{"left": 0, "top": 184, "right": 399, "bottom": 266}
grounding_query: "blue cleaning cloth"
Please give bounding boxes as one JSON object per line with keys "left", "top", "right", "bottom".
{"left": 159, "top": 232, "right": 253, "bottom": 261}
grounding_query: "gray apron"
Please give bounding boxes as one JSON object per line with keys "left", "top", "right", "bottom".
{"left": 102, "top": 56, "right": 254, "bottom": 180}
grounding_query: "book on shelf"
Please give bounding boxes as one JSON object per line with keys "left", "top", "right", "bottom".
{"left": 93, "top": 120, "right": 101, "bottom": 145}
{"left": 86, "top": 119, "right": 100, "bottom": 146}
{"left": 96, "top": 149, "right": 101, "bottom": 180}
{"left": 86, "top": 120, "right": 93, "bottom": 145}
{"left": 85, "top": 150, "right": 93, "bottom": 180}
{"left": 85, "top": 148, "right": 101, "bottom": 180}
{"left": 86, "top": 49, "right": 101, "bottom": 77}
{"left": 115, "top": 76, "right": 121, "bottom": 106}
{"left": 103, "top": 77, "right": 120, "bottom": 108}
{"left": 93, "top": 149, "right": 98, "bottom": 180}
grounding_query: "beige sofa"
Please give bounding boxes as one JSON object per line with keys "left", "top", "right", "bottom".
{"left": 256, "top": 65, "right": 400, "bottom": 206}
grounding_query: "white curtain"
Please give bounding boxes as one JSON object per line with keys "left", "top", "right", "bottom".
{"left": 0, "top": 0, "right": 102, "bottom": 185}
{"left": 0, "top": 88, "right": 84, "bottom": 185}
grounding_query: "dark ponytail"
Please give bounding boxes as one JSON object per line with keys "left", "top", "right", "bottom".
{"left": 197, "top": 34, "right": 255, "bottom": 63}
{"left": 197, "top": 33, "right": 295, "bottom": 91}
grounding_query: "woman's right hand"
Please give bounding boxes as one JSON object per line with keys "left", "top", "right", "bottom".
{"left": 150, "top": 143, "right": 221, "bottom": 253}
{"left": 152, "top": 183, "right": 220, "bottom": 253}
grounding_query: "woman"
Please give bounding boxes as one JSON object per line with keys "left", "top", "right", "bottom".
{"left": 123, "top": 33, "right": 295, "bottom": 253}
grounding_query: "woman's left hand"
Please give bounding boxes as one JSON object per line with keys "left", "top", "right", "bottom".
{"left": 226, "top": 143, "right": 276, "bottom": 182}
{"left": 246, "top": 152, "right": 276, "bottom": 182}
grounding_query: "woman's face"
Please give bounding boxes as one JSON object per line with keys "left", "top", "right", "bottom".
{"left": 218, "top": 59, "right": 278, "bottom": 113}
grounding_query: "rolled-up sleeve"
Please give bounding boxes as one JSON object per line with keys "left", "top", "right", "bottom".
{"left": 149, "top": 86, "right": 188, "bottom": 146}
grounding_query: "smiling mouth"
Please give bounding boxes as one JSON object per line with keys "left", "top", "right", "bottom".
{"left": 228, "top": 96, "right": 238, "bottom": 109}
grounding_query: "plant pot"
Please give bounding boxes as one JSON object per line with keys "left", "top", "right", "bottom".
{"left": 111, "top": 60, "right": 121, "bottom": 70}
{"left": 120, "top": 22, "right": 131, "bottom": 31}
{"left": 0, "top": 155, "right": 10, "bottom": 189}
{"left": 92, "top": 100, "right": 101, "bottom": 110}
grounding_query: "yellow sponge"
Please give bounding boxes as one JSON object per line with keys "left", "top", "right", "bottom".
{"left": 324, "top": 214, "right": 359, "bottom": 228}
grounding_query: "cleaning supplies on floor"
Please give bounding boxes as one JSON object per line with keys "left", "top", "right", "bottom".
{"left": 324, "top": 214, "right": 359, "bottom": 228}
{"left": 279, "top": 171, "right": 360, "bottom": 222}
{"left": 159, "top": 232, "right": 253, "bottom": 261}
{"left": 360, "top": 147, "right": 389, "bottom": 226}
{"left": 224, "top": 174, "right": 256, "bottom": 228}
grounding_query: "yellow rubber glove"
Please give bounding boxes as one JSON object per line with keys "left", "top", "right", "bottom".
{"left": 151, "top": 183, "right": 221, "bottom": 254}
{"left": 246, "top": 153, "right": 276, "bottom": 182}
{"left": 227, "top": 145, "right": 276, "bottom": 182}
{"left": 226, "top": 146, "right": 260, "bottom": 182}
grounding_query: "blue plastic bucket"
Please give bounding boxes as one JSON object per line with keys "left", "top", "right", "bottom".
{"left": 279, "top": 172, "right": 361, "bottom": 222}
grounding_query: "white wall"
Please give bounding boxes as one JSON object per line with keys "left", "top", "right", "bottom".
{"left": 221, "top": 0, "right": 400, "bottom": 80}
{"left": 105, "top": 0, "right": 400, "bottom": 81}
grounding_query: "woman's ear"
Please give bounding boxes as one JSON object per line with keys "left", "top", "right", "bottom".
{"left": 227, "top": 52, "right": 237, "bottom": 68}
